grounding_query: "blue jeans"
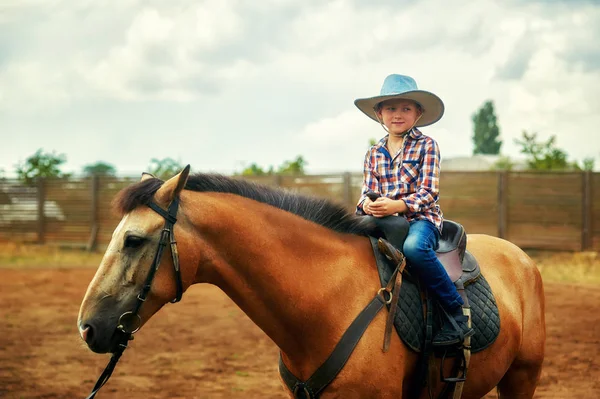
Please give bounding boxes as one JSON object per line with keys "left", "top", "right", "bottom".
{"left": 403, "top": 220, "right": 464, "bottom": 311}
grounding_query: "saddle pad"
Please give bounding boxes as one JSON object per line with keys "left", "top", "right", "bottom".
{"left": 372, "top": 237, "right": 501, "bottom": 353}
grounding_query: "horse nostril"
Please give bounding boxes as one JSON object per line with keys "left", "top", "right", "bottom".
{"left": 81, "top": 324, "right": 94, "bottom": 344}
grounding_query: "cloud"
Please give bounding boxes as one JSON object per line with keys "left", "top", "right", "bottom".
{"left": 498, "top": 0, "right": 600, "bottom": 75}
{"left": 81, "top": 3, "right": 247, "bottom": 101}
{"left": 291, "top": 110, "right": 375, "bottom": 172}
{"left": 509, "top": 0, "right": 599, "bottom": 5}
{"left": 494, "top": 32, "right": 537, "bottom": 80}
{"left": 0, "top": 0, "right": 504, "bottom": 109}
{"left": 559, "top": 10, "right": 600, "bottom": 72}
{"left": 476, "top": 0, "right": 600, "bottom": 164}
{"left": 0, "top": 0, "right": 599, "bottom": 175}
{"left": 0, "top": 1, "right": 256, "bottom": 108}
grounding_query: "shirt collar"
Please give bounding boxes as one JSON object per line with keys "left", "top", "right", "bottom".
{"left": 407, "top": 128, "right": 423, "bottom": 140}
{"left": 375, "top": 128, "right": 424, "bottom": 149}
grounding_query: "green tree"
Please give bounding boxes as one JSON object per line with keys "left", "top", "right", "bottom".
{"left": 582, "top": 157, "right": 595, "bottom": 171}
{"left": 515, "top": 131, "right": 579, "bottom": 170}
{"left": 148, "top": 157, "right": 184, "bottom": 180}
{"left": 83, "top": 161, "right": 116, "bottom": 177}
{"left": 236, "top": 156, "right": 307, "bottom": 176}
{"left": 277, "top": 155, "right": 307, "bottom": 175}
{"left": 240, "top": 163, "right": 274, "bottom": 176}
{"left": 15, "top": 149, "right": 67, "bottom": 185}
{"left": 491, "top": 156, "right": 514, "bottom": 171}
{"left": 472, "top": 100, "right": 502, "bottom": 155}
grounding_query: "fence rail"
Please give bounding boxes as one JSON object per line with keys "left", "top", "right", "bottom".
{"left": 0, "top": 171, "right": 597, "bottom": 251}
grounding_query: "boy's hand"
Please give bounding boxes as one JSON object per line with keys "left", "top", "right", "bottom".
{"left": 362, "top": 197, "right": 374, "bottom": 215}
{"left": 367, "top": 197, "right": 407, "bottom": 217}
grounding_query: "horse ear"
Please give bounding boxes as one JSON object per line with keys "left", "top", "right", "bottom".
{"left": 155, "top": 165, "right": 191, "bottom": 205}
{"left": 140, "top": 172, "right": 156, "bottom": 181}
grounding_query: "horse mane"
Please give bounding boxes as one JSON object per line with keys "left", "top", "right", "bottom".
{"left": 113, "top": 173, "right": 377, "bottom": 236}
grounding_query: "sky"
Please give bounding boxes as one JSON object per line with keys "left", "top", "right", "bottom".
{"left": 1, "top": 0, "right": 599, "bottom": 176}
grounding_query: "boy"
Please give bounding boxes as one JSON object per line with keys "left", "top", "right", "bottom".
{"left": 354, "top": 74, "right": 473, "bottom": 347}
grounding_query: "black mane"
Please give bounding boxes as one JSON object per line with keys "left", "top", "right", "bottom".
{"left": 114, "top": 173, "right": 376, "bottom": 236}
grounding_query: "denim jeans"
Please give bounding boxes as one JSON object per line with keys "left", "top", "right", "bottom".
{"left": 402, "top": 220, "right": 464, "bottom": 311}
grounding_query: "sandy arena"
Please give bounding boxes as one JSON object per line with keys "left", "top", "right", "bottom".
{"left": 0, "top": 268, "right": 599, "bottom": 398}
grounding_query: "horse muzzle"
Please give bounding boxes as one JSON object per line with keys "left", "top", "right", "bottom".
{"left": 79, "top": 316, "right": 126, "bottom": 354}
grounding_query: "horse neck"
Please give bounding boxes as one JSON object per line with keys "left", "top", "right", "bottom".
{"left": 185, "top": 193, "right": 378, "bottom": 371}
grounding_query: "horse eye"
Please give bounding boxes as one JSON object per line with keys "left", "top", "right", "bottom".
{"left": 124, "top": 236, "right": 146, "bottom": 249}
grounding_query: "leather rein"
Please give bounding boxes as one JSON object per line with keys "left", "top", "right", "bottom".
{"left": 84, "top": 197, "right": 183, "bottom": 399}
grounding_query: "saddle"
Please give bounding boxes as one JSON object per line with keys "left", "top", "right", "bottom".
{"left": 367, "top": 216, "right": 501, "bottom": 395}
{"left": 366, "top": 216, "right": 480, "bottom": 285}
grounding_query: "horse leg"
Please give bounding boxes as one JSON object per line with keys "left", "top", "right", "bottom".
{"left": 498, "top": 273, "right": 545, "bottom": 398}
{"left": 496, "top": 357, "right": 543, "bottom": 398}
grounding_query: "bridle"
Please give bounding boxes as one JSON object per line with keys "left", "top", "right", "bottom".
{"left": 84, "top": 197, "right": 183, "bottom": 399}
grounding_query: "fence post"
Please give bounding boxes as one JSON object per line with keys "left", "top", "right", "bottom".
{"left": 342, "top": 172, "right": 352, "bottom": 208}
{"left": 497, "top": 171, "right": 508, "bottom": 239}
{"left": 86, "top": 174, "right": 100, "bottom": 252}
{"left": 37, "top": 177, "right": 46, "bottom": 244}
{"left": 582, "top": 171, "right": 592, "bottom": 251}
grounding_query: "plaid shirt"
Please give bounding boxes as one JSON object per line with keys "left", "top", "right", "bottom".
{"left": 356, "top": 128, "right": 443, "bottom": 232}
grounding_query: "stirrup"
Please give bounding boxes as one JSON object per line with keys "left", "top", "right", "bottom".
{"left": 440, "top": 347, "right": 469, "bottom": 383}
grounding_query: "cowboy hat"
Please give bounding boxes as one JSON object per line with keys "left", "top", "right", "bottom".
{"left": 354, "top": 74, "right": 445, "bottom": 127}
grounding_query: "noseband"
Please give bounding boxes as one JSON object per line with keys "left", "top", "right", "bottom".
{"left": 85, "top": 197, "right": 183, "bottom": 399}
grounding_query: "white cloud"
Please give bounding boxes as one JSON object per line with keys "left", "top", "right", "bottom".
{"left": 81, "top": 2, "right": 246, "bottom": 101}
{"left": 488, "top": 3, "right": 600, "bottom": 162}
{"left": 0, "top": 0, "right": 599, "bottom": 175}
{"left": 292, "top": 110, "right": 375, "bottom": 173}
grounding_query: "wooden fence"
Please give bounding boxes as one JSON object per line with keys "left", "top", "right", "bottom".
{"left": 0, "top": 171, "right": 597, "bottom": 251}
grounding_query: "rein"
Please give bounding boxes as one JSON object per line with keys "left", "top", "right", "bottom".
{"left": 84, "top": 197, "right": 183, "bottom": 399}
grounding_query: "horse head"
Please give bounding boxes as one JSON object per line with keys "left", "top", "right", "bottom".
{"left": 77, "top": 166, "right": 195, "bottom": 353}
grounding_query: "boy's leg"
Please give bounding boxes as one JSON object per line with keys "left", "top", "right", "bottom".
{"left": 402, "top": 220, "right": 474, "bottom": 346}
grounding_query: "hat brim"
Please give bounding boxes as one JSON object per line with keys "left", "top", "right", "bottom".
{"left": 354, "top": 90, "right": 445, "bottom": 127}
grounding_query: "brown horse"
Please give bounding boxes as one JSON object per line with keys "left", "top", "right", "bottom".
{"left": 78, "top": 168, "right": 545, "bottom": 398}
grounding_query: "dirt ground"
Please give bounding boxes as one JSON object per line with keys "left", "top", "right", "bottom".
{"left": 0, "top": 268, "right": 599, "bottom": 399}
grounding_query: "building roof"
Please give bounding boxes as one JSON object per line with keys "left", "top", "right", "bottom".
{"left": 441, "top": 155, "right": 526, "bottom": 171}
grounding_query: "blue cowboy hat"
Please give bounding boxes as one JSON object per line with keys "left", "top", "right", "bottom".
{"left": 354, "top": 74, "right": 445, "bottom": 127}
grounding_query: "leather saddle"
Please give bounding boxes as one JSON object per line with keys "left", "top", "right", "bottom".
{"left": 365, "top": 216, "right": 479, "bottom": 286}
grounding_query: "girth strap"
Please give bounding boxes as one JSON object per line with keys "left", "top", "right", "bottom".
{"left": 279, "top": 295, "right": 386, "bottom": 399}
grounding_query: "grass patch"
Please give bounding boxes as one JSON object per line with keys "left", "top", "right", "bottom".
{"left": 0, "top": 242, "right": 103, "bottom": 269}
{"left": 529, "top": 251, "right": 600, "bottom": 285}
{"left": 1, "top": 243, "right": 599, "bottom": 286}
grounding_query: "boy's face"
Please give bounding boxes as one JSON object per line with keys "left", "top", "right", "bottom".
{"left": 376, "top": 99, "right": 422, "bottom": 136}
